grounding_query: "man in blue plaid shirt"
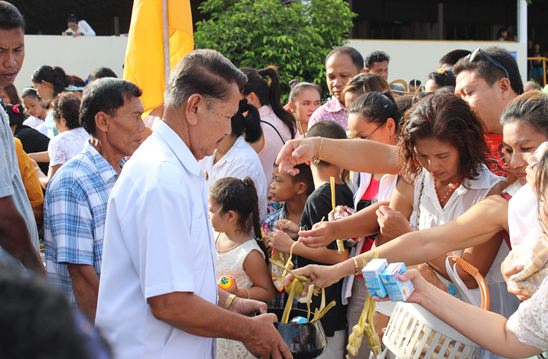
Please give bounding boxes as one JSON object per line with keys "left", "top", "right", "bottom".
{"left": 44, "top": 78, "right": 145, "bottom": 321}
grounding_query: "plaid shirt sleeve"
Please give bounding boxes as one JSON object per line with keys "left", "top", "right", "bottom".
{"left": 46, "top": 178, "right": 94, "bottom": 265}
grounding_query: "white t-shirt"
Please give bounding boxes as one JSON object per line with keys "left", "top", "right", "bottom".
{"left": 508, "top": 184, "right": 543, "bottom": 249}
{"left": 96, "top": 120, "right": 217, "bottom": 359}
{"left": 48, "top": 127, "right": 89, "bottom": 166}
{"left": 201, "top": 135, "right": 268, "bottom": 220}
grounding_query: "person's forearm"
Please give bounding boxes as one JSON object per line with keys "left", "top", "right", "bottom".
{"left": 331, "top": 202, "right": 383, "bottom": 239}
{"left": 28, "top": 151, "right": 49, "bottom": 163}
{"left": 236, "top": 286, "right": 274, "bottom": 302}
{"left": 151, "top": 292, "right": 255, "bottom": 341}
{"left": 294, "top": 242, "right": 349, "bottom": 264}
{"left": 68, "top": 265, "right": 99, "bottom": 322}
{"left": 319, "top": 139, "right": 400, "bottom": 174}
{"left": 0, "top": 210, "right": 43, "bottom": 274}
{"left": 421, "top": 283, "right": 540, "bottom": 358}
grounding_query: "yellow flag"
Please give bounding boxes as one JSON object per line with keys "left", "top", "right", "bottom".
{"left": 123, "top": 0, "right": 194, "bottom": 113}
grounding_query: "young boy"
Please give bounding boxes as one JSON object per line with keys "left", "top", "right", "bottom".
{"left": 262, "top": 163, "right": 313, "bottom": 309}
{"left": 267, "top": 121, "right": 353, "bottom": 359}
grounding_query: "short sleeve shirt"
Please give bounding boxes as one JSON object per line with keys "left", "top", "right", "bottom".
{"left": 44, "top": 142, "right": 121, "bottom": 302}
{"left": 0, "top": 104, "right": 40, "bottom": 264}
{"left": 48, "top": 127, "right": 89, "bottom": 166}
{"left": 95, "top": 120, "right": 217, "bottom": 359}
{"left": 307, "top": 98, "right": 348, "bottom": 131}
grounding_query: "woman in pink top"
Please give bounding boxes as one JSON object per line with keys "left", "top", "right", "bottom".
{"left": 242, "top": 67, "right": 296, "bottom": 190}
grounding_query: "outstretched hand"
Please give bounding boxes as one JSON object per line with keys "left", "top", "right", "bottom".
{"left": 298, "top": 221, "right": 336, "bottom": 248}
{"left": 275, "top": 138, "right": 319, "bottom": 176}
{"left": 284, "top": 264, "right": 343, "bottom": 289}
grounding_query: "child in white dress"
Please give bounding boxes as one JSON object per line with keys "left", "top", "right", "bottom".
{"left": 209, "top": 177, "right": 276, "bottom": 359}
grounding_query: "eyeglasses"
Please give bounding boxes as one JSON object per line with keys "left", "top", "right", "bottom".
{"left": 363, "top": 122, "right": 385, "bottom": 140}
{"left": 465, "top": 48, "right": 510, "bottom": 79}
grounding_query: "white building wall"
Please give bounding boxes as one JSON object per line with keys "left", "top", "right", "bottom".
{"left": 15, "top": 35, "right": 527, "bottom": 92}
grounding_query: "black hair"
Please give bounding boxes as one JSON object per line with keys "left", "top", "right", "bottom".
{"left": 453, "top": 47, "right": 523, "bottom": 95}
{"left": 6, "top": 103, "right": 27, "bottom": 126}
{"left": 67, "top": 14, "right": 78, "bottom": 23}
{"left": 209, "top": 177, "right": 262, "bottom": 240}
{"left": 426, "top": 68, "right": 456, "bottom": 91}
{"left": 2, "top": 84, "right": 20, "bottom": 104}
{"left": 242, "top": 66, "right": 296, "bottom": 138}
{"left": 348, "top": 91, "right": 401, "bottom": 133}
{"left": 0, "top": 268, "right": 95, "bottom": 359}
{"left": 501, "top": 90, "right": 548, "bottom": 137}
{"left": 88, "top": 67, "right": 118, "bottom": 82}
{"left": 52, "top": 92, "right": 81, "bottom": 129}
{"left": 31, "top": 66, "right": 70, "bottom": 97}
{"left": 231, "top": 99, "right": 262, "bottom": 143}
{"left": 21, "top": 87, "right": 40, "bottom": 99}
{"left": 343, "top": 73, "right": 390, "bottom": 99}
{"left": 409, "top": 79, "right": 422, "bottom": 87}
{"left": 325, "top": 46, "right": 365, "bottom": 71}
{"left": 307, "top": 120, "right": 347, "bottom": 166}
{"left": 291, "top": 163, "right": 315, "bottom": 196}
{"left": 365, "top": 51, "right": 390, "bottom": 68}
{"left": 439, "top": 49, "right": 471, "bottom": 67}
{"left": 165, "top": 49, "right": 247, "bottom": 110}
{"left": 80, "top": 78, "right": 142, "bottom": 136}
{"left": 0, "top": 1, "right": 25, "bottom": 30}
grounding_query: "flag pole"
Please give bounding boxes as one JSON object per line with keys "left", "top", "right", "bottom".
{"left": 162, "top": 0, "right": 170, "bottom": 88}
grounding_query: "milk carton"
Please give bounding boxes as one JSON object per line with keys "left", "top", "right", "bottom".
{"left": 380, "top": 262, "right": 415, "bottom": 301}
{"left": 362, "top": 258, "right": 388, "bottom": 298}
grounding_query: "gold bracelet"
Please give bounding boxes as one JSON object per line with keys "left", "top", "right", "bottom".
{"left": 352, "top": 257, "right": 361, "bottom": 275}
{"left": 224, "top": 293, "right": 236, "bottom": 310}
{"left": 311, "top": 137, "right": 324, "bottom": 165}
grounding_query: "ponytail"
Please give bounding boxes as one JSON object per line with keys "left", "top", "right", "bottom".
{"left": 31, "top": 65, "right": 70, "bottom": 97}
{"left": 241, "top": 177, "right": 262, "bottom": 240}
{"left": 231, "top": 99, "right": 262, "bottom": 143}
{"left": 242, "top": 66, "right": 296, "bottom": 138}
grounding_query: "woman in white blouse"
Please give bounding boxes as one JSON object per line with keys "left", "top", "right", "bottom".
{"left": 201, "top": 99, "right": 268, "bottom": 220}
{"left": 40, "top": 92, "right": 88, "bottom": 188}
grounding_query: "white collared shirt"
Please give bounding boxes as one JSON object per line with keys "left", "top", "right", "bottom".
{"left": 201, "top": 135, "right": 268, "bottom": 220}
{"left": 96, "top": 120, "right": 216, "bottom": 359}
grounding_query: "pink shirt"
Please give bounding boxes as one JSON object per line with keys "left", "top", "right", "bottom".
{"left": 258, "top": 105, "right": 294, "bottom": 188}
{"left": 307, "top": 97, "right": 348, "bottom": 131}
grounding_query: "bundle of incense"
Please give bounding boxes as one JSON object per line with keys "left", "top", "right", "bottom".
{"left": 330, "top": 176, "right": 345, "bottom": 253}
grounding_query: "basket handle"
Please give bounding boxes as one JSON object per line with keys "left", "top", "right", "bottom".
{"left": 448, "top": 256, "right": 490, "bottom": 311}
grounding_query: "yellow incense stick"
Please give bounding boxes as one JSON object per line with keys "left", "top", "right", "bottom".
{"left": 330, "top": 176, "right": 345, "bottom": 253}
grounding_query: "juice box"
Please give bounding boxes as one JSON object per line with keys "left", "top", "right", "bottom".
{"left": 380, "top": 262, "right": 415, "bottom": 301}
{"left": 361, "top": 258, "right": 388, "bottom": 298}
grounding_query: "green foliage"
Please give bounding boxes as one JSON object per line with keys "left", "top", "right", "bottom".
{"left": 195, "top": 0, "right": 356, "bottom": 95}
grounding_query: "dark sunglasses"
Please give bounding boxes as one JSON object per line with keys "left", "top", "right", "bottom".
{"left": 465, "top": 48, "right": 510, "bottom": 79}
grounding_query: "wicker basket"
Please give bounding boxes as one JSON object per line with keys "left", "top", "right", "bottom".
{"left": 380, "top": 256, "right": 489, "bottom": 359}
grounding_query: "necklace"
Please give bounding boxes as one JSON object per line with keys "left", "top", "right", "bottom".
{"left": 296, "top": 120, "right": 305, "bottom": 136}
{"left": 435, "top": 179, "right": 460, "bottom": 207}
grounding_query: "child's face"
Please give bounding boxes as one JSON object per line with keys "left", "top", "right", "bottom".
{"left": 208, "top": 198, "right": 227, "bottom": 232}
{"left": 270, "top": 166, "right": 301, "bottom": 202}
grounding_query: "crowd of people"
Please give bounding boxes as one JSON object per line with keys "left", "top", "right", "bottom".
{"left": 0, "top": 1, "right": 546, "bottom": 359}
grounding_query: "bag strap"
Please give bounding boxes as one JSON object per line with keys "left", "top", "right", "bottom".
{"left": 260, "top": 120, "right": 286, "bottom": 145}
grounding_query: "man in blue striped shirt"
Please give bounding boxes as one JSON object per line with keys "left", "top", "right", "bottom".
{"left": 44, "top": 78, "right": 145, "bottom": 322}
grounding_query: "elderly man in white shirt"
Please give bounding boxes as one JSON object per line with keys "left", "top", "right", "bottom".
{"left": 95, "top": 49, "right": 292, "bottom": 359}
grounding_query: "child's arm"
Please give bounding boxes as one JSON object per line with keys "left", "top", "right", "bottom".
{"left": 240, "top": 250, "right": 276, "bottom": 302}
{"left": 268, "top": 230, "right": 348, "bottom": 265}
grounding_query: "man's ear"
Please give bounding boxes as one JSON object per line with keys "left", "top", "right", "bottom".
{"left": 185, "top": 94, "right": 203, "bottom": 126}
{"left": 95, "top": 111, "right": 109, "bottom": 133}
{"left": 498, "top": 77, "right": 513, "bottom": 100}
{"left": 295, "top": 181, "right": 307, "bottom": 195}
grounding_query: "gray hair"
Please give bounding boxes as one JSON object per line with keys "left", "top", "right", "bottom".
{"left": 164, "top": 49, "right": 247, "bottom": 110}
